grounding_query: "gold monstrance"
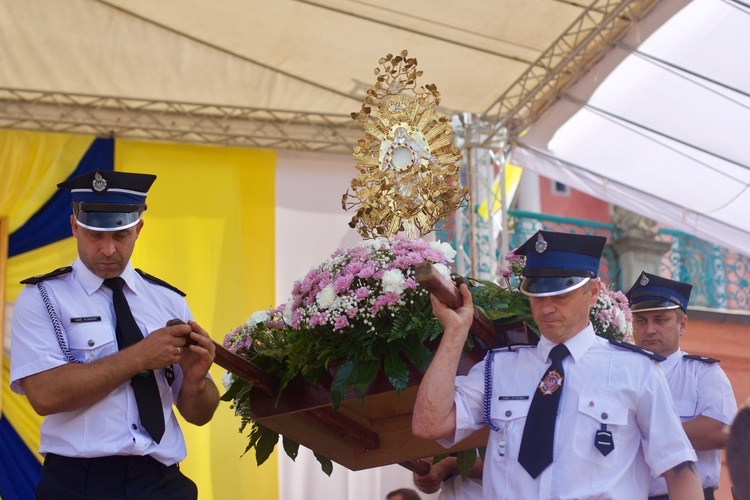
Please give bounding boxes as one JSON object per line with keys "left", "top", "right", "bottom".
{"left": 342, "top": 50, "right": 469, "bottom": 238}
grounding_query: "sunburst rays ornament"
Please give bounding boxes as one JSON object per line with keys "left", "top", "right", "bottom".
{"left": 342, "top": 50, "right": 469, "bottom": 239}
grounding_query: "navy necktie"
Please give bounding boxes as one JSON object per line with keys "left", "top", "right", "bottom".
{"left": 103, "top": 277, "right": 165, "bottom": 443}
{"left": 518, "top": 343, "right": 570, "bottom": 478}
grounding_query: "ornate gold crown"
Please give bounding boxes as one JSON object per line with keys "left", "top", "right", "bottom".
{"left": 342, "top": 50, "right": 469, "bottom": 239}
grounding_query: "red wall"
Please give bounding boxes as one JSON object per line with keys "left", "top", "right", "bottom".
{"left": 538, "top": 177, "right": 610, "bottom": 222}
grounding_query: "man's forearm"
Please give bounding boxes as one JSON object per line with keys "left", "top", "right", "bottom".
{"left": 21, "top": 350, "right": 146, "bottom": 415}
{"left": 663, "top": 461, "right": 703, "bottom": 500}
{"left": 412, "top": 328, "right": 465, "bottom": 440}
{"left": 683, "top": 415, "right": 729, "bottom": 450}
{"left": 177, "top": 376, "right": 219, "bottom": 426}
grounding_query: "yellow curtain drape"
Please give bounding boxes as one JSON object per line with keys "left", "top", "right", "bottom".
{"left": 117, "top": 140, "right": 278, "bottom": 500}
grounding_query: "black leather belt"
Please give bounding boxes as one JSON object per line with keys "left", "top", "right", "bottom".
{"left": 44, "top": 453, "right": 176, "bottom": 471}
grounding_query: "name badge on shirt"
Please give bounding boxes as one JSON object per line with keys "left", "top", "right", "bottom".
{"left": 498, "top": 396, "right": 530, "bottom": 401}
{"left": 70, "top": 316, "right": 102, "bottom": 323}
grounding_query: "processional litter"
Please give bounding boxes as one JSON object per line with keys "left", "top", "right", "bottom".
{"left": 213, "top": 51, "right": 533, "bottom": 473}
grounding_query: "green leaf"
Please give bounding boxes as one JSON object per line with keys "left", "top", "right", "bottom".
{"left": 313, "top": 451, "right": 334, "bottom": 476}
{"left": 384, "top": 345, "right": 409, "bottom": 393}
{"left": 397, "top": 338, "right": 433, "bottom": 371}
{"left": 282, "top": 436, "right": 300, "bottom": 461}
{"left": 329, "top": 359, "right": 355, "bottom": 409}
{"left": 220, "top": 377, "right": 251, "bottom": 402}
{"left": 329, "top": 359, "right": 378, "bottom": 408}
{"left": 252, "top": 425, "right": 279, "bottom": 466}
{"left": 456, "top": 449, "right": 478, "bottom": 480}
{"left": 351, "top": 359, "right": 379, "bottom": 402}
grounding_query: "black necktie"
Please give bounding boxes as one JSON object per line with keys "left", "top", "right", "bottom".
{"left": 103, "top": 277, "right": 165, "bottom": 443}
{"left": 518, "top": 343, "right": 570, "bottom": 478}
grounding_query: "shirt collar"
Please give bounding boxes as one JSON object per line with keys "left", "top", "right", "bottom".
{"left": 73, "top": 258, "right": 137, "bottom": 295}
{"left": 536, "top": 322, "right": 596, "bottom": 363}
{"left": 661, "top": 349, "right": 683, "bottom": 374}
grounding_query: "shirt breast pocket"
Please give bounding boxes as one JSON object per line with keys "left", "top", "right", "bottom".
{"left": 674, "top": 398, "right": 697, "bottom": 420}
{"left": 493, "top": 399, "right": 531, "bottom": 460}
{"left": 573, "top": 396, "right": 629, "bottom": 467}
{"left": 66, "top": 323, "right": 116, "bottom": 363}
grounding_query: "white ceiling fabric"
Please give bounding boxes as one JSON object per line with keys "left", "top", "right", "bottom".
{"left": 512, "top": 0, "right": 750, "bottom": 255}
{"left": 0, "top": 0, "right": 582, "bottom": 116}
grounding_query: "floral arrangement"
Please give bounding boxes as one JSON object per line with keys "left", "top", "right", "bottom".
{"left": 590, "top": 280, "right": 633, "bottom": 342}
{"left": 222, "top": 236, "right": 462, "bottom": 472}
{"left": 221, "top": 238, "right": 632, "bottom": 474}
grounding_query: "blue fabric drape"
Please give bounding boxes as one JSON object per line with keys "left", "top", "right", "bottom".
{"left": 0, "top": 415, "right": 41, "bottom": 500}
{"left": 8, "top": 137, "right": 115, "bottom": 257}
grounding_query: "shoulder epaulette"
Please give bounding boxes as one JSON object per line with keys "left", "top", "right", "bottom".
{"left": 609, "top": 339, "right": 666, "bottom": 362}
{"left": 20, "top": 266, "right": 73, "bottom": 285}
{"left": 135, "top": 269, "right": 186, "bottom": 296}
{"left": 683, "top": 354, "right": 720, "bottom": 364}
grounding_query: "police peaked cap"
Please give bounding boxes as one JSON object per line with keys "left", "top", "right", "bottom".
{"left": 626, "top": 271, "right": 692, "bottom": 313}
{"left": 516, "top": 230, "right": 606, "bottom": 297}
{"left": 58, "top": 169, "right": 156, "bottom": 231}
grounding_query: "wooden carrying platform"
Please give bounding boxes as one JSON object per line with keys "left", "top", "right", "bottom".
{"left": 212, "top": 262, "right": 531, "bottom": 471}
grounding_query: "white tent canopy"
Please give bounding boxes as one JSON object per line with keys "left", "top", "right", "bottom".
{"left": 1, "top": 0, "right": 748, "bottom": 251}
{"left": 512, "top": 0, "right": 750, "bottom": 255}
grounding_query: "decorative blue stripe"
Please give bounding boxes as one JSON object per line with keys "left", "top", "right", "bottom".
{"left": 0, "top": 414, "right": 41, "bottom": 499}
{"left": 525, "top": 249, "right": 600, "bottom": 275}
{"left": 8, "top": 137, "right": 115, "bottom": 257}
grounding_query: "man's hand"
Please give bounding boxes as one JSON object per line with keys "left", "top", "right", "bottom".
{"left": 173, "top": 320, "right": 219, "bottom": 426}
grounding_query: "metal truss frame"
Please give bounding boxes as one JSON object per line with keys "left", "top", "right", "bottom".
{"left": 480, "top": 0, "right": 662, "bottom": 145}
{"left": 0, "top": 88, "right": 359, "bottom": 153}
{"left": 0, "top": 1, "right": 659, "bottom": 156}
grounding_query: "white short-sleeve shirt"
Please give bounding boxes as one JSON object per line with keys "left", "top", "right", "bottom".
{"left": 439, "top": 325, "right": 697, "bottom": 500}
{"left": 647, "top": 349, "right": 737, "bottom": 495}
{"left": 10, "top": 258, "right": 193, "bottom": 466}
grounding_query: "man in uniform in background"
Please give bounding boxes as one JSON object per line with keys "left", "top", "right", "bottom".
{"left": 10, "top": 170, "right": 219, "bottom": 499}
{"left": 412, "top": 230, "right": 703, "bottom": 499}
{"left": 627, "top": 272, "right": 737, "bottom": 500}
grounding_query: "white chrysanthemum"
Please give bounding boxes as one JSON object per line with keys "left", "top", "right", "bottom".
{"left": 222, "top": 371, "right": 236, "bottom": 391}
{"left": 430, "top": 241, "right": 457, "bottom": 262}
{"left": 433, "top": 263, "right": 451, "bottom": 280}
{"left": 282, "top": 299, "right": 294, "bottom": 325}
{"left": 245, "top": 310, "right": 270, "bottom": 328}
{"left": 614, "top": 308, "right": 626, "bottom": 333}
{"left": 316, "top": 284, "right": 337, "bottom": 309}
{"left": 382, "top": 269, "right": 406, "bottom": 294}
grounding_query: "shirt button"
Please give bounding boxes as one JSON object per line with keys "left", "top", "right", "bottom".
{"left": 601, "top": 412, "right": 609, "bottom": 420}
{"left": 505, "top": 410, "right": 512, "bottom": 417}
{"left": 88, "top": 339, "right": 95, "bottom": 346}
{"left": 131, "top": 424, "right": 137, "bottom": 430}
{"left": 589, "top": 401, "right": 595, "bottom": 407}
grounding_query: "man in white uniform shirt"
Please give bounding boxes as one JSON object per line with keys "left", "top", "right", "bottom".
{"left": 10, "top": 169, "right": 219, "bottom": 499}
{"left": 627, "top": 272, "right": 737, "bottom": 500}
{"left": 412, "top": 230, "right": 703, "bottom": 499}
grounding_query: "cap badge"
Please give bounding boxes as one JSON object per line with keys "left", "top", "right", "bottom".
{"left": 640, "top": 275, "right": 649, "bottom": 286}
{"left": 539, "top": 369, "right": 563, "bottom": 395}
{"left": 92, "top": 172, "right": 107, "bottom": 192}
{"left": 535, "top": 233, "right": 548, "bottom": 253}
